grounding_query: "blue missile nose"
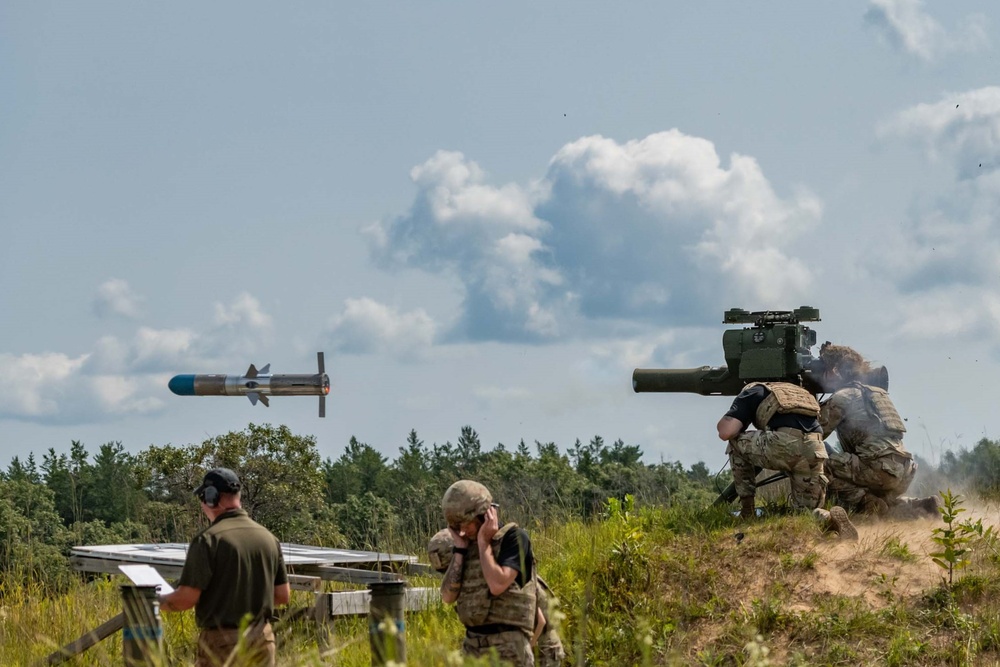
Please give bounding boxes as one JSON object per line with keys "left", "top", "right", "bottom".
{"left": 168, "top": 375, "right": 196, "bottom": 396}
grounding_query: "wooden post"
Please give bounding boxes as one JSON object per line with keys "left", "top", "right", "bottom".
{"left": 368, "top": 581, "right": 406, "bottom": 666}
{"left": 120, "top": 585, "right": 164, "bottom": 666}
{"left": 40, "top": 613, "right": 124, "bottom": 666}
{"left": 313, "top": 592, "right": 333, "bottom": 654}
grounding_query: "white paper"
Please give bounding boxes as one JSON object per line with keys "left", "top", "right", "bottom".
{"left": 118, "top": 564, "right": 175, "bottom": 595}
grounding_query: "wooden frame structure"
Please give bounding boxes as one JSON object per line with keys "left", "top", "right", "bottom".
{"left": 41, "top": 542, "right": 438, "bottom": 665}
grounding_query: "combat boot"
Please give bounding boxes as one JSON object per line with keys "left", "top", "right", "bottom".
{"left": 861, "top": 494, "right": 889, "bottom": 516}
{"left": 828, "top": 506, "right": 858, "bottom": 541}
{"left": 917, "top": 495, "right": 940, "bottom": 517}
{"left": 740, "top": 496, "right": 756, "bottom": 520}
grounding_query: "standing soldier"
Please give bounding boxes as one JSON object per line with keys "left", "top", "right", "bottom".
{"left": 438, "top": 480, "right": 538, "bottom": 666}
{"left": 818, "top": 343, "right": 939, "bottom": 517}
{"left": 159, "top": 468, "right": 290, "bottom": 667}
{"left": 429, "top": 528, "right": 566, "bottom": 666}
{"left": 717, "top": 380, "right": 858, "bottom": 539}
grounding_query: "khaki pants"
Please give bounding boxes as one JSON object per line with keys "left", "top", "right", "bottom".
{"left": 196, "top": 622, "right": 275, "bottom": 667}
{"left": 464, "top": 628, "right": 535, "bottom": 666}
{"left": 728, "top": 428, "right": 828, "bottom": 510}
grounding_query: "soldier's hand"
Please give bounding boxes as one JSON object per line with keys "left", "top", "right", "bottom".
{"left": 449, "top": 527, "right": 470, "bottom": 549}
{"left": 478, "top": 505, "right": 499, "bottom": 546}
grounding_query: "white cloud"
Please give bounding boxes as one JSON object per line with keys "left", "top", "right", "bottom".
{"left": 0, "top": 292, "right": 274, "bottom": 424}
{"left": 878, "top": 88, "right": 1000, "bottom": 342}
{"left": 366, "top": 131, "right": 821, "bottom": 343}
{"left": 198, "top": 293, "right": 275, "bottom": 361}
{"left": 132, "top": 327, "right": 199, "bottom": 371}
{"left": 865, "top": 0, "right": 988, "bottom": 62}
{"left": 93, "top": 278, "right": 143, "bottom": 319}
{"left": 896, "top": 287, "right": 1000, "bottom": 341}
{"left": 212, "top": 292, "right": 272, "bottom": 329}
{"left": 0, "top": 352, "right": 164, "bottom": 423}
{"left": 327, "top": 297, "right": 437, "bottom": 359}
{"left": 880, "top": 87, "right": 1000, "bottom": 178}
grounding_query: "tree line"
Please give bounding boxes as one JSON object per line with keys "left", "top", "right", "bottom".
{"left": 0, "top": 423, "right": 727, "bottom": 592}
{"left": 5, "top": 421, "right": 996, "bottom": 593}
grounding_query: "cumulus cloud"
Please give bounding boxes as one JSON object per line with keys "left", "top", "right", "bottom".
{"left": 327, "top": 297, "right": 437, "bottom": 359}
{"left": 865, "top": 0, "right": 988, "bottom": 62}
{"left": 1, "top": 292, "right": 274, "bottom": 424}
{"left": 878, "top": 88, "right": 1000, "bottom": 341}
{"left": 365, "top": 132, "right": 821, "bottom": 343}
{"left": 201, "top": 292, "right": 274, "bottom": 359}
{"left": 0, "top": 352, "right": 165, "bottom": 423}
{"left": 880, "top": 87, "right": 1000, "bottom": 178}
{"left": 93, "top": 278, "right": 143, "bottom": 319}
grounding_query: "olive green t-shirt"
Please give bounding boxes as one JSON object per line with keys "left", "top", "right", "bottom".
{"left": 178, "top": 508, "right": 288, "bottom": 628}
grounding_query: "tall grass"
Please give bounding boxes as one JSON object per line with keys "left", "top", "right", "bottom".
{"left": 8, "top": 499, "right": 1000, "bottom": 665}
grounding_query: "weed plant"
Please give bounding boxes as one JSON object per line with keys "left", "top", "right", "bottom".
{"left": 10, "top": 494, "right": 1000, "bottom": 665}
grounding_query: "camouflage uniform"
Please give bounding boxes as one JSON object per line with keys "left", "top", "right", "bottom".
{"left": 440, "top": 481, "right": 539, "bottom": 666}
{"left": 535, "top": 580, "right": 566, "bottom": 666}
{"left": 726, "top": 382, "right": 829, "bottom": 510}
{"left": 821, "top": 382, "right": 919, "bottom": 511}
{"left": 429, "top": 527, "right": 565, "bottom": 666}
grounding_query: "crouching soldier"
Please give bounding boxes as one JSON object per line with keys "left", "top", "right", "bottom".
{"left": 429, "top": 526, "right": 566, "bottom": 666}
{"left": 437, "top": 480, "right": 540, "bottom": 666}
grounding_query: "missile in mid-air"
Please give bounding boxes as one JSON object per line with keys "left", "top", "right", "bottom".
{"left": 168, "top": 352, "right": 331, "bottom": 417}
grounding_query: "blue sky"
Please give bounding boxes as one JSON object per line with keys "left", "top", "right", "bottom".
{"left": 2, "top": 1, "right": 998, "bottom": 470}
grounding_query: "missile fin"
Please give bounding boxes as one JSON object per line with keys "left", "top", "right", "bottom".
{"left": 259, "top": 364, "right": 271, "bottom": 375}
{"left": 317, "top": 352, "right": 325, "bottom": 374}
{"left": 319, "top": 395, "right": 326, "bottom": 418}
{"left": 247, "top": 392, "right": 259, "bottom": 406}
{"left": 258, "top": 394, "right": 270, "bottom": 407}
{"left": 246, "top": 364, "right": 258, "bottom": 378}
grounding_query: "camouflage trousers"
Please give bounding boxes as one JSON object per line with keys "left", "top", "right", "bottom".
{"left": 196, "top": 622, "right": 275, "bottom": 667}
{"left": 826, "top": 450, "right": 916, "bottom": 508}
{"left": 728, "top": 428, "right": 828, "bottom": 510}
{"left": 536, "top": 635, "right": 566, "bottom": 666}
{"left": 464, "top": 628, "right": 535, "bottom": 666}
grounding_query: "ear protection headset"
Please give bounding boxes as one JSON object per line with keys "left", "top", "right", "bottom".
{"left": 201, "top": 485, "right": 220, "bottom": 508}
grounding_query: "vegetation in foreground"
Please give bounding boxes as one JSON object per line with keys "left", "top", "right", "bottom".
{"left": 3, "top": 425, "right": 1000, "bottom": 665}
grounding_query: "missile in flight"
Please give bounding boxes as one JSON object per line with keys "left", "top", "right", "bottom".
{"left": 168, "top": 352, "right": 331, "bottom": 417}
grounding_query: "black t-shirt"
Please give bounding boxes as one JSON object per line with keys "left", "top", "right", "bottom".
{"left": 496, "top": 527, "right": 533, "bottom": 587}
{"left": 724, "top": 384, "right": 821, "bottom": 433}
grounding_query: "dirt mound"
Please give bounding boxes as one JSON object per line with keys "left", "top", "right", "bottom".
{"left": 794, "top": 514, "right": 943, "bottom": 610}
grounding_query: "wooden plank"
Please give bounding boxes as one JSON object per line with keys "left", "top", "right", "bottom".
{"left": 288, "top": 575, "right": 322, "bottom": 592}
{"left": 40, "top": 613, "right": 124, "bottom": 666}
{"left": 306, "top": 565, "right": 407, "bottom": 585}
{"left": 72, "top": 556, "right": 184, "bottom": 580}
{"left": 72, "top": 556, "right": 320, "bottom": 592}
{"left": 405, "top": 562, "right": 437, "bottom": 577}
{"left": 315, "top": 587, "right": 439, "bottom": 618}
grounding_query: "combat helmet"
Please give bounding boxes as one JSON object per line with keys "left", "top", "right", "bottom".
{"left": 427, "top": 528, "right": 454, "bottom": 573}
{"left": 442, "top": 479, "right": 492, "bottom": 526}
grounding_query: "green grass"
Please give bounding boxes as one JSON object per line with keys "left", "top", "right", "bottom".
{"left": 7, "top": 500, "right": 1000, "bottom": 665}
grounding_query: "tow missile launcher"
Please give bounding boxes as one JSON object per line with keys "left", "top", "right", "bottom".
{"left": 632, "top": 306, "right": 888, "bottom": 395}
{"left": 631, "top": 306, "right": 888, "bottom": 506}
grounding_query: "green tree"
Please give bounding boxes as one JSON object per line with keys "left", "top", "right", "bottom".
{"left": 335, "top": 492, "right": 398, "bottom": 551}
{"left": 323, "top": 436, "right": 389, "bottom": 503}
{"left": 142, "top": 423, "right": 330, "bottom": 543}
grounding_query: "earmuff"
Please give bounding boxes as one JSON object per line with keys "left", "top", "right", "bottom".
{"left": 201, "top": 485, "right": 220, "bottom": 508}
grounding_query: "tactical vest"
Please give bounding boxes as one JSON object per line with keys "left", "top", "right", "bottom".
{"left": 535, "top": 577, "right": 563, "bottom": 647}
{"left": 746, "top": 382, "right": 820, "bottom": 430}
{"left": 455, "top": 522, "right": 537, "bottom": 633}
{"left": 834, "top": 383, "right": 907, "bottom": 450}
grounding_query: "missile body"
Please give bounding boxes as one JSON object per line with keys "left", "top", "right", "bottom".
{"left": 169, "top": 352, "right": 330, "bottom": 417}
